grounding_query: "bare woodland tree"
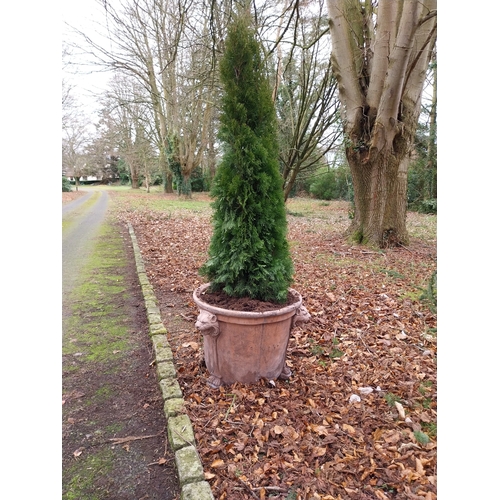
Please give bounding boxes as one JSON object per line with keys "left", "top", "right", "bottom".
{"left": 62, "top": 45, "right": 79, "bottom": 133}
{"left": 232, "top": 0, "right": 343, "bottom": 200}
{"left": 62, "top": 125, "right": 91, "bottom": 191}
{"left": 63, "top": 44, "right": 89, "bottom": 189}
{"left": 167, "top": 9, "right": 214, "bottom": 197}
{"left": 269, "top": 0, "right": 342, "bottom": 200}
{"left": 65, "top": 0, "right": 348, "bottom": 199}
{"left": 69, "top": 0, "right": 218, "bottom": 195}
{"left": 62, "top": 74, "right": 92, "bottom": 191}
{"left": 85, "top": 132, "right": 120, "bottom": 184}
{"left": 98, "top": 74, "right": 158, "bottom": 188}
{"left": 326, "top": 0, "right": 437, "bottom": 247}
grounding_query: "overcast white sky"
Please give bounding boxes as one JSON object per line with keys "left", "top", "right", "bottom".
{"left": 62, "top": 0, "right": 112, "bottom": 117}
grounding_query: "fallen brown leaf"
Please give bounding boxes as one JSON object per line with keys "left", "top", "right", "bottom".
{"left": 112, "top": 192, "right": 437, "bottom": 499}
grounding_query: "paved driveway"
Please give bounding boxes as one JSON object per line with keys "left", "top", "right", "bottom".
{"left": 62, "top": 190, "right": 109, "bottom": 299}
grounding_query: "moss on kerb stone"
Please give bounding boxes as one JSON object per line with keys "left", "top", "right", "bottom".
{"left": 139, "top": 274, "right": 151, "bottom": 286}
{"left": 128, "top": 223, "right": 214, "bottom": 500}
{"left": 152, "top": 336, "right": 174, "bottom": 362}
{"left": 181, "top": 481, "right": 214, "bottom": 500}
{"left": 143, "top": 291, "right": 157, "bottom": 304}
{"left": 149, "top": 308, "right": 162, "bottom": 319}
{"left": 165, "top": 398, "right": 186, "bottom": 417}
{"left": 157, "top": 360, "right": 177, "bottom": 380}
{"left": 145, "top": 300, "right": 160, "bottom": 313}
{"left": 148, "top": 312, "right": 163, "bottom": 326}
{"left": 159, "top": 378, "right": 183, "bottom": 400}
{"left": 175, "top": 446, "right": 204, "bottom": 485}
{"left": 142, "top": 285, "right": 155, "bottom": 296}
{"left": 168, "top": 414, "right": 196, "bottom": 451}
{"left": 149, "top": 323, "right": 168, "bottom": 336}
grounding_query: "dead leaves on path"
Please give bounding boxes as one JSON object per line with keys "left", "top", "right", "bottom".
{"left": 112, "top": 193, "right": 437, "bottom": 499}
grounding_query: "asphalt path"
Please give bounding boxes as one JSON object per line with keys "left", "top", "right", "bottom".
{"left": 62, "top": 189, "right": 109, "bottom": 302}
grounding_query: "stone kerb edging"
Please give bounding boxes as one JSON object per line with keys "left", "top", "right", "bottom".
{"left": 128, "top": 223, "right": 214, "bottom": 500}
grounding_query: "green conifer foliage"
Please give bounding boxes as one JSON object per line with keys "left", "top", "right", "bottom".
{"left": 199, "top": 13, "right": 293, "bottom": 303}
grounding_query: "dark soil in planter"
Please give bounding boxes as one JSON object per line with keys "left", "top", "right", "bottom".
{"left": 196, "top": 288, "right": 297, "bottom": 312}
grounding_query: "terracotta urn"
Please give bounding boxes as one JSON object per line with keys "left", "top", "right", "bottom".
{"left": 193, "top": 283, "right": 310, "bottom": 388}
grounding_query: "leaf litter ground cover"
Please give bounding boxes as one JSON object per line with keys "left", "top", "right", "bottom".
{"left": 110, "top": 190, "right": 437, "bottom": 500}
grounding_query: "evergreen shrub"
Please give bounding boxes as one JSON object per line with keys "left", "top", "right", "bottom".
{"left": 199, "top": 12, "right": 293, "bottom": 303}
{"left": 62, "top": 176, "right": 72, "bottom": 192}
{"left": 190, "top": 166, "right": 211, "bottom": 192}
{"left": 416, "top": 198, "right": 437, "bottom": 214}
{"left": 308, "top": 165, "right": 353, "bottom": 201}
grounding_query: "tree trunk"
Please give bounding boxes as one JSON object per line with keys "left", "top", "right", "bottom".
{"left": 207, "top": 112, "right": 217, "bottom": 183}
{"left": 163, "top": 170, "right": 173, "bottom": 193}
{"left": 326, "top": 0, "right": 437, "bottom": 248}
{"left": 427, "top": 51, "right": 437, "bottom": 200}
{"left": 181, "top": 172, "right": 192, "bottom": 199}
{"left": 283, "top": 166, "right": 299, "bottom": 202}
{"left": 347, "top": 146, "right": 409, "bottom": 247}
{"left": 207, "top": 138, "right": 216, "bottom": 183}
{"left": 158, "top": 147, "right": 173, "bottom": 193}
{"left": 130, "top": 160, "right": 140, "bottom": 189}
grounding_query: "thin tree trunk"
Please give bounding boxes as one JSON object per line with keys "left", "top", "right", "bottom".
{"left": 283, "top": 166, "right": 299, "bottom": 201}
{"left": 159, "top": 147, "right": 173, "bottom": 193}
{"left": 427, "top": 51, "right": 437, "bottom": 199}
{"left": 164, "top": 170, "right": 173, "bottom": 193}
{"left": 207, "top": 133, "right": 216, "bottom": 182}
{"left": 129, "top": 159, "right": 140, "bottom": 189}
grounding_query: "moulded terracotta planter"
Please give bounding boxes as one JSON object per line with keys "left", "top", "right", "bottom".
{"left": 193, "top": 283, "right": 310, "bottom": 388}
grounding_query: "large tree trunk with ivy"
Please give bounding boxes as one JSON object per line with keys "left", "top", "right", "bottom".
{"left": 326, "top": 0, "right": 436, "bottom": 247}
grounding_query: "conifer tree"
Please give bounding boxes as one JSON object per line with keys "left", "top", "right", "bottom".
{"left": 200, "top": 12, "right": 293, "bottom": 303}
